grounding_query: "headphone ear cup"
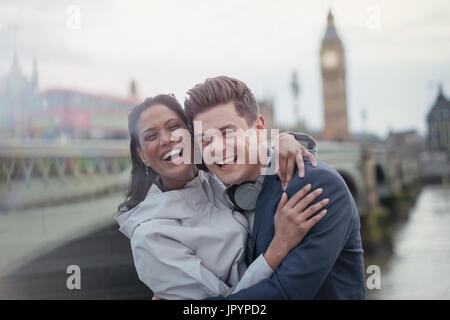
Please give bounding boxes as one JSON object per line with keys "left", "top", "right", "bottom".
{"left": 225, "top": 176, "right": 264, "bottom": 212}
{"left": 233, "top": 183, "right": 259, "bottom": 212}
{"left": 224, "top": 184, "right": 239, "bottom": 210}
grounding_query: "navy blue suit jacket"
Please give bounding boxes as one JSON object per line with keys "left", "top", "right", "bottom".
{"left": 211, "top": 159, "right": 366, "bottom": 299}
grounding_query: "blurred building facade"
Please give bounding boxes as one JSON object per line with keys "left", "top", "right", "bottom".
{"left": 0, "top": 51, "right": 138, "bottom": 140}
{"left": 427, "top": 84, "right": 450, "bottom": 158}
{"left": 320, "top": 10, "right": 351, "bottom": 141}
{"left": 387, "top": 130, "right": 423, "bottom": 146}
{"left": 27, "top": 89, "right": 138, "bottom": 139}
{"left": 0, "top": 50, "right": 38, "bottom": 138}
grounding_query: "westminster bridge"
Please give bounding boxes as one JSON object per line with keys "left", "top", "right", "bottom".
{"left": 0, "top": 137, "right": 433, "bottom": 213}
{"left": 1, "top": 137, "right": 448, "bottom": 299}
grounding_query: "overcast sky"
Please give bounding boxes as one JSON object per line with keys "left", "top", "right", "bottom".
{"left": 1, "top": 0, "right": 450, "bottom": 137}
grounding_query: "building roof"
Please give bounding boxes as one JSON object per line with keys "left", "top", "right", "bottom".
{"left": 322, "top": 10, "right": 341, "bottom": 44}
{"left": 38, "top": 88, "right": 140, "bottom": 105}
{"left": 0, "top": 50, "right": 36, "bottom": 98}
{"left": 427, "top": 84, "right": 450, "bottom": 121}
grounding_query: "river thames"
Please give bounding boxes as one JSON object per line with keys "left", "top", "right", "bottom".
{"left": 367, "top": 184, "right": 450, "bottom": 300}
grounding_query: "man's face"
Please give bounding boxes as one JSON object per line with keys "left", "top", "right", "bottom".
{"left": 193, "top": 101, "right": 265, "bottom": 185}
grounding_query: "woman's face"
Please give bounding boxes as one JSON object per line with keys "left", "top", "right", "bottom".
{"left": 136, "top": 104, "right": 195, "bottom": 188}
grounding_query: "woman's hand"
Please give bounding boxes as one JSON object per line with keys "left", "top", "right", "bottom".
{"left": 277, "top": 133, "right": 317, "bottom": 190}
{"left": 263, "top": 184, "right": 328, "bottom": 270}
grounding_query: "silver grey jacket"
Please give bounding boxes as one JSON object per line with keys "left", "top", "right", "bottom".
{"left": 115, "top": 170, "right": 273, "bottom": 300}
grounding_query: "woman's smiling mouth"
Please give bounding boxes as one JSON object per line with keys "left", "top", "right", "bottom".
{"left": 161, "top": 148, "right": 183, "bottom": 162}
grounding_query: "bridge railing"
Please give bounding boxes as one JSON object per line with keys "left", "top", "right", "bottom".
{"left": 0, "top": 138, "right": 426, "bottom": 214}
{"left": 0, "top": 138, "right": 132, "bottom": 211}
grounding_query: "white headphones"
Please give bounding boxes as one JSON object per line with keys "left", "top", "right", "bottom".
{"left": 223, "top": 174, "right": 265, "bottom": 212}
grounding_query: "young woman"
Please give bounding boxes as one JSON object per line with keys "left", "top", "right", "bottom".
{"left": 115, "top": 94, "right": 328, "bottom": 299}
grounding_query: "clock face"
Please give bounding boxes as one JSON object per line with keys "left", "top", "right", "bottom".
{"left": 322, "top": 50, "right": 339, "bottom": 69}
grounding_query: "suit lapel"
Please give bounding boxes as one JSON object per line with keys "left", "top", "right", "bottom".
{"left": 250, "top": 174, "right": 277, "bottom": 261}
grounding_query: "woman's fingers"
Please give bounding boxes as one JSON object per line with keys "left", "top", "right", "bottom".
{"left": 276, "top": 192, "right": 288, "bottom": 211}
{"left": 291, "top": 187, "right": 323, "bottom": 212}
{"left": 295, "top": 147, "right": 317, "bottom": 179}
{"left": 301, "top": 198, "right": 329, "bottom": 221}
{"left": 301, "top": 209, "right": 327, "bottom": 232}
{"left": 285, "top": 184, "right": 312, "bottom": 208}
{"left": 284, "top": 155, "right": 295, "bottom": 189}
{"left": 278, "top": 154, "right": 288, "bottom": 190}
{"left": 302, "top": 150, "right": 317, "bottom": 168}
{"left": 296, "top": 152, "right": 305, "bottom": 178}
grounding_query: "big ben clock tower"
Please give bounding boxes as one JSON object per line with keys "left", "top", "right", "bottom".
{"left": 320, "top": 10, "right": 351, "bottom": 141}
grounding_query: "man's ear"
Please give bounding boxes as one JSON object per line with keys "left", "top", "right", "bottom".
{"left": 255, "top": 115, "right": 266, "bottom": 143}
{"left": 256, "top": 115, "right": 265, "bottom": 129}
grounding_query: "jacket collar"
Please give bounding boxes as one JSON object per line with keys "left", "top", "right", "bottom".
{"left": 250, "top": 173, "right": 280, "bottom": 260}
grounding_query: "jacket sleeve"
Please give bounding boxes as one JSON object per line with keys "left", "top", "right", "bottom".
{"left": 231, "top": 254, "right": 273, "bottom": 294}
{"left": 130, "top": 221, "right": 274, "bottom": 300}
{"left": 209, "top": 167, "right": 354, "bottom": 300}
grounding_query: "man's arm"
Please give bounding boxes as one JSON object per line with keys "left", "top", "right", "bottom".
{"left": 208, "top": 164, "right": 355, "bottom": 300}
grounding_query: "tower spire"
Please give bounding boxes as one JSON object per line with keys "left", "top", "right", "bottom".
{"left": 438, "top": 82, "right": 443, "bottom": 95}
{"left": 327, "top": 9, "right": 334, "bottom": 26}
{"left": 435, "top": 82, "right": 447, "bottom": 104}
{"left": 10, "top": 25, "right": 21, "bottom": 75}
{"left": 323, "top": 9, "right": 339, "bottom": 43}
{"left": 31, "top": 55, "right": 38, "bottom": 90}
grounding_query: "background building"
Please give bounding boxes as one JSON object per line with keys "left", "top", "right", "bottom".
{"left": 0, "top": 50, "right": 138, "bottom": 140}
{"left": 0, "top": 50, "right": 38, "bottom": 138}
{"left": 320, "top": 10, "right": 351, "bottom": 141}
{"left": 427, "top": 84, "right": 450, "bottom": 159}
{"left": 28, "top": 88, "right": 138, "bottom": 139}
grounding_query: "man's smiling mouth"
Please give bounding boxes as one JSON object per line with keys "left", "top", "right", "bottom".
{"left": 215, "top": 155, "right": 238, "bottom": 168}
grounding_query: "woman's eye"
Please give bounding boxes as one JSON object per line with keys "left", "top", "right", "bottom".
{"left": 202, "top": 136, "right": 213, "bottom": 146}
{"left": 169, "top": 124, "right": 180, "bottom": 131}
{"left": 145, "top": 134, "right": 156, "bottom": 141}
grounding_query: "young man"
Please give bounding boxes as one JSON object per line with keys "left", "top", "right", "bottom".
{"left": 184, "top": 76, "right": 366, "bottom": 299}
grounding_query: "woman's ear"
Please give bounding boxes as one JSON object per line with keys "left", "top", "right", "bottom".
{"left": 137, "top": 148, "right": 147, "bottom": 166}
